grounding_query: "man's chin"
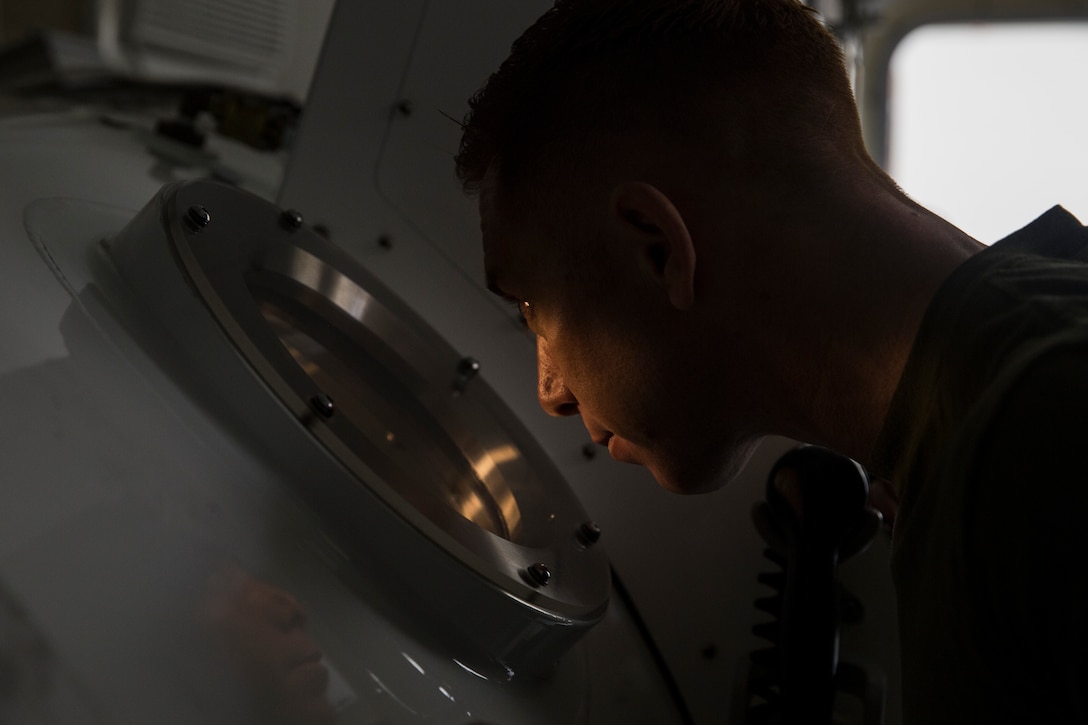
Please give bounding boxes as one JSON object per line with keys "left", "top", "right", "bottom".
{"left": 645, "top": 438, "right": 761, "bottom": 495}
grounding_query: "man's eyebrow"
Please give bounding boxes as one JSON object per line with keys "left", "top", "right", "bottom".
{"left": 485, "top": 270, "right": 518, "bottom": 303}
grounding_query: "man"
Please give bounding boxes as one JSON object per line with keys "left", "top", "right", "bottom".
{"left": 456, "top": 1, "right": 1088, "bottom": 723}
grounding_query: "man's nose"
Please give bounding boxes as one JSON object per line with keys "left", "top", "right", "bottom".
{"left": 537, "top": 337, "right": 579, "bottom": 417}
{"left": 267, "top": 584, "right": 307, "bottom": 631}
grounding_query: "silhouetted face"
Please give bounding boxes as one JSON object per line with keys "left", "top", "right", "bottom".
{"left": 480, "top": 170, "right": 762, "bottom": 493}
{"left": 200, "top": 564, "right": 336, "bottom": 725}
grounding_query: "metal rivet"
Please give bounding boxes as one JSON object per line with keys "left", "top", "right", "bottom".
{"left": 280, "top": 208, "right": 304, "bottom": 230}
{"left": 576, "top": 521, "right": 602, "bottom": 547}
{"left": 185, "top": 205, "right": 210, "bottom": 231}
{"left": 310, "top": 393, "right": 335, "bottom": 418}
{"left": 581, "top": 443, "right": 597, "bottom": 461}
{"left": 453, "top": 356, "right": 481, "bottom": 392}
{"left": 525, "top": 563, "right": 551, "bottom": 587}
{"left": 377, "top": 234, "right": 393, "bottom": 250}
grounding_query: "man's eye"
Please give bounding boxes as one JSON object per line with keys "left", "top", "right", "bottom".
{"left": 500, "top": 296, "right": 530, "bottom": 326}
{"left": 511, "top": 300, "right": 536, "bottom": 332}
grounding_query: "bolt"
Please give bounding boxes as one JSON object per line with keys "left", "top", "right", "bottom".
{"left": 576, "top": 521, "right": 602, "bottom": 547}
{"left": 185, "top": 205, "right": 211, "bottom": 232}
{"left": 581, "top": 443, "right": 597, "bottom": 461}
{"left": 377, "top": 234, "right": 393, "bottom": 250}
{"left": 525, "top": 562, "right": 552, "bottom": 587}
{"left": 310, "top": 393, "right": 335, "bottom": 419}
{"left": 453, "top": 356, "right": 481, "bottom": 392}
{"left": 280, "top": 208, "right": 304, "bottom": 230}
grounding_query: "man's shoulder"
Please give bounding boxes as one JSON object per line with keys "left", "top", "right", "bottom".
{"left": 989, "top": 205, "right": 1088, "bottom": 260}
{"left": 893, "top": 324, "right": 1088, "bottom": 725}
{"left": 965, "top": 330, "right": 1088, "bottom": 487}
{"left": 959, "top": 336, "right": 1088, "bottom": 720}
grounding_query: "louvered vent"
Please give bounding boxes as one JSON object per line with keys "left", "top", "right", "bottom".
{"left": 126, "top": 0, "right": 293, "bottom": 72}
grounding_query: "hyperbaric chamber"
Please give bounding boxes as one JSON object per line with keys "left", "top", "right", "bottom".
{"left": 0, "top": 146, "right": 686, "bottom": 722}
{"left": 110, "top": 179, "right": 611, "bottom": 669}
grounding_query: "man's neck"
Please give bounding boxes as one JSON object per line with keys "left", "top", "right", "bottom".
{"left": 813, "top": 196, "right": 984, "bottom": 466}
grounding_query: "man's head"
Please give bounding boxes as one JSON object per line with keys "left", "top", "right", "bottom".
{"left": 459, "top": 0, "right": 888, "bottom": 493}
{"left": 457, "top": 0, "right": 866, "bottom": 204}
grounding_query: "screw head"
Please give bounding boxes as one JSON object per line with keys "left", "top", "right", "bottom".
{"left": 457, "top": 357, "right": 481, "bottom": 377}
{"left": 310, "top": 393, "right": 335, "bottom": 419}
{"left": 453, "top": 357, "right": 481, "bottom": 393}
{"left": 280, "top": 208, "right": 304, "bottom": 230}
{"left": 185, "top": 205, "right": 211, "bottom": 231}
{"left": 576, "top": 521, "right": 602, "bottom": 547}
{"left": 525, "top": 562, "right": 552, "bottom": 587}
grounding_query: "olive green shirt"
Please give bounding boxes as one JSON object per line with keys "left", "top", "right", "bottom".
{"left": 873, "top": 207, "right": 1088, "bottom": 724}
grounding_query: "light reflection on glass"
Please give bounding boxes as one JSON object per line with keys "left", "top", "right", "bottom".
{"left": 468, "top": 446, "right": 522, "bottom": 537}
{"left": 367, "top": 671, "right": 417, "bottom": 715}
{"left": 283, "top": 252, "right": 373, "bottom": 323}
{"left": 402, "top": 652, "right": 426, "bottom": 676}
{"left": 253, "top": 292, "right": 527, "bottom": 542}
{"left": 453, "top": 659, "right": 489, "bottom": 681}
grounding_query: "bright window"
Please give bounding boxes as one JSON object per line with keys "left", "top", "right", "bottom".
{"left": 887, "top": 22, "right": 1088, "bottom": 244}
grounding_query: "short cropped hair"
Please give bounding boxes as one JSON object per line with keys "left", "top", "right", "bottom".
{"left": 456, "top": 0, "right": 862, "bottom": 201}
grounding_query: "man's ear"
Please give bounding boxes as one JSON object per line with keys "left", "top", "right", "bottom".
{"left": 610, "top": 181, "right": 696, "bottom": 310}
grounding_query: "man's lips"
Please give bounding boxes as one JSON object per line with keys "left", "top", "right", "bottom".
{"left": 589, "top": 432, "right": 640, "bottom": 465}
{"left": 607, "top": 436, "right": 629, "bottom": 462}
{"left": 287, "top": 647, "right": 330, "bottom": 694}
{"left": 591, "top": 432, "right": 612, "bottom": 447}
{"left": 288, "top": 647, "right": 325, "bottom": 673}
{"left": 586, "top": 424, "right": 640, "bottom": 464}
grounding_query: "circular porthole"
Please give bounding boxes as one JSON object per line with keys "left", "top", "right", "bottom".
{"left": 110, "top": 180, "right": 609, "bottom": 672}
